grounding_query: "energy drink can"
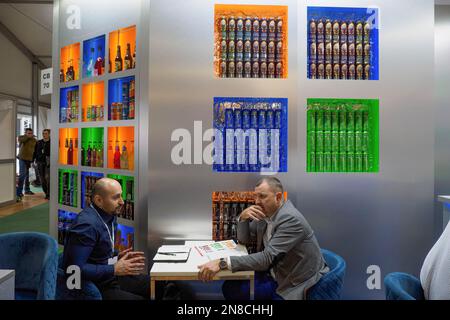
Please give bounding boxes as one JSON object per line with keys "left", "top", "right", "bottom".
{"left": 355, "top": 152, "right": 363, "bottom": 172}
{"left": 310, "top": 20, "right": 317, "bottom": 42}
{"left": 260, "top": 41, "right": 268, "bottom": 62}
{"left": 325, "top": 64, "right": 332, "bottom": 79}
{"left": 341, "top": 43, "right": 348, "bottom": 64}
{"left": 310, "top": 42, "right": 317, "bottom": 63}
{"left": 252, "top": 62, "right": 259, "bottom": 78}
{"left": 316, "top": 152, "right": 324, "bottom": 172}
{"left": 316, "top": 130, "right": 324, "bottom": 153}
{"left": 228, "top": 40, "right": 235, "bottom": 61}
{"left": 364, "top": 64, "right": 371, "bottom": 80}
{"left": 356, "top": 43, "right": 363, "bottom": 65}
{"left": 333, "top": 42, "right": 340, "bottom": 64}
{"left": 333, "top": 20, "right": 340, "bottom": 43}
{"left": 348, "top": 22, "right": 355, "bottom": 43}
{"left": 325, "top": 19, "right": 332, "bottom": 43}
{"left": 324, "top": 130, "right": 332, "bottom": 152}
{"left": 318, "top": 42, "right": 325, "bottom": 64}
{"left": 268, "top": 17, "right": 276, "bottom": 41}
{"left": 332, "top": 152, "right": 339, "bottom": 171}
{"left": 253, "top": 18, "right": 260, "bottom": 41}
{"left": 276, "top": 62, "right": 283, "bottom": 78}
{"left": 244, "top": 62, "right": 252, "bottom": 78}
{"left": 268, "top": 41, "right": 276, "bottom": 62}
{"left": 324, "top": 152, "right": 332, "bottom": 172}
{"left": 356, "top": 64, "right": 363, "bottom": 80}
{"left": 261, "top": 18, "right": 268, "bottom": 41}
{"left": 309, "top": 151, "right": 316, "bottom": 172}
{"left": 252, "top": 41, "right": 260, "bottom": 62}
{"left": 325, "top": 42, "right": 332, "bottom": 64}
{"left": 244, "top": 17, "right": 252, "bottom": 41}
{"left": 318, "top": 63, "right": 325, "bottom": 79}
{"left": 339, "top": 129, "right": 347, "bottom": 152}
{"left": 221, "top": 40, "right": 227, "bottom": 61}
{"left": 236, "top": 16, "right": 244, "bottom": 41}
{"left": 228, "top": 16, "right": 236, "bottom": 41}
{"left": 276, "top": 17, "right": 283, "bottom": 41}
{"left": 348, "top": 43, "right": 355, "bottom": 64}
{"left": 220, "top": 61, "right": 227, "bottom": 77}
{"left": 244, "top": 40, "right": 252, "bottom": 62}
{"left": 236, "top": 40, "right": 243, "bottom": 61}
{"left": 340, "top": 22, "right": 348, "bottom": 43}
{"left": 268, "top": 62, "right": 275, "bottom": 78}
{"left": 316, "top": 108, "right": 323, "bottom": 131}
{"left": 228, "top": 61, "right": 235, "bottom": 78}
{"left": 364, "top": 44, "right": 371, "bottom": 65}
{"left": 310, "top": 63, "right": 317, "bottom": 79}
{"left": 356, "top": 21, "right": 363, "bottom": 43}
{"left": 308, "top": 130, "right": 316, "bottom": 153}
{"left": 364, "top": 22, "right": 371, "bottom": 43}
{"left": 339, "top": 152, "right": 347, "bottom": 172}
{"left": 276, "top": 41, "right": 283, "bottom": 62}
{"left": 220, "top": 16, "right": 227, "bottom": 40}
{"left": 308, "top": 106, "right": 316, "bottom": 131}
{"left": 363, "top": 152, "right": 369, "bottom": 171}
{"left": 236, "top": 61, "right": 243, "bottom": 78}
{"left": 341, "top": 63, "right": 348, "bottom": 79}
{"left": 347, "top": 153, "right": 355, "bottom": 172}
{"left": 333, "top": 64, "right": 340, "bottom": 79}
{"left": 260, "top": 62, "right": 267, "bottom": 78}
{"left": 317, "top": 20, "right": 324, "bottom": 43}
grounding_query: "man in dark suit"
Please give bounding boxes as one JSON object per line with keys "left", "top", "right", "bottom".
{"left": 198, "top": 177, "right": 328, "bottom": 300}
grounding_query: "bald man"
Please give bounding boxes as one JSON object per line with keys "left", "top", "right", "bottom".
{"left": 63, "top": 178, "right": 150, "bottom": 300}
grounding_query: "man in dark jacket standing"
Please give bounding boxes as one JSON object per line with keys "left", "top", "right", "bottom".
{"left": 16, "top": 128, "right": 37, "bottom": 201}
{"left": 34, "top": 129, "right": 51, "bottom": 200}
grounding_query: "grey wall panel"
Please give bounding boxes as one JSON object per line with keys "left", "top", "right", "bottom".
{"left": 298, "top": 0, "right": 435, "bottom": 299}
{"left": 435, "top": 5, "right": 450, "bottom": 236}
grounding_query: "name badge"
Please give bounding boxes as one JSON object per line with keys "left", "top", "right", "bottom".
{"left": 108, "top": 256, "right": 118, "bottom": 265}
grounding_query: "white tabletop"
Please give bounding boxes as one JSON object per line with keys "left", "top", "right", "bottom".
{"left": 0, "top": 270, "right": 14, "bottom": 284}
{"left": 438, "top": 195, "right": 450, "bottom": 203}
{"left": 150, "top": 240, "right": 254, "bottom": 278}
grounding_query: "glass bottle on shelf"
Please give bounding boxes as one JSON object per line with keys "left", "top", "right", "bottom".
{"left": 114, "top": 145, "right": 121, "bottom": 169}
{"left": 120, "top": 144, "right": 129, "bottom": 169}
{"left": 124, "top": 43, "right": 132, "bottom": 70}
{"left": 132, "top": 42, "right": 136, "bottom": 69}
{"left": 60, "top": 69, "right": 64, "bottom": 82}
{"left": 95, "top": 46, "right": 104, "bottom": 76}
{"left": 92, "top": 143, "right": 97, "bottom": 167}
{"left": 81, "top": 145, "right": 85, "bottom": 166}
{"left": 115, "top": 44, "right": 123, "bottom": 72}
{"left": 67, "top": 139, "right": 74, "bottom": 165}
{"left": 97, "top": 144, "right": 103, "bottom": 167}
{"left": 87, "top": 47, "right": 95, "bottom": 77}
{"left": 87, "top": 143, "right": 92, "bottom": 167}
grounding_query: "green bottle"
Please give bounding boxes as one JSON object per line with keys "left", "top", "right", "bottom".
{"left": 340, "top": 152, "right": 347, "bottom": 172}
{"left": 355, "top": 152, "right": 363, "bottom": 172}
{"left": 324, "top": 152, "right": 331, "bottom": 172}
{"left": 347, "top": 110, "right": 355, "bottom": 152}
{"left": 332, "top": 153, "right": 339, "bottom": 172}
{"left": 316, "top": 130, "right": 324, "bottom": 153}
{"left": 347, "top": 152, "right": 355, "bottom": 172}
{"left": 316, "top": 152, "right": 324, "bottom": 172}
{"left": 309, "top": 152, "right": 316, "bottom": 172}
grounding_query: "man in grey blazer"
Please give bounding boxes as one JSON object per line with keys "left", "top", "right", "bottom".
{"left": 198, "top": 177, "right": 328, "bottom": 300}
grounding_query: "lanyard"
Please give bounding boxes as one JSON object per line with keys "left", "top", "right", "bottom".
{"left": 90, "top": 204, "right": 115, "bottom": 256}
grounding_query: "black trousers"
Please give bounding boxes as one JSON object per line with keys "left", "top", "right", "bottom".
{"left": 98, "top": 274, "right": 151, "bottom": 300}
{"left": 37, "top": 162, "right": 49, "bottom": 196}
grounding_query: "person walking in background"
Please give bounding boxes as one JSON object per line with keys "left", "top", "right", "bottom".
{"left": 34, "top": 129, "right": 51, "bottom": 200}
{"left": 16, "top": 128, "right": 37, "bottom": 202}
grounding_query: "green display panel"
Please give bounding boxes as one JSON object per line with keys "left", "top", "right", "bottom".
{"left": 107, "top": 174, "right": 135, "bottom": 221}
{"left": 81, "top": 127, "right": 104, "bottom": 168}
{"left": 307, "top": 98, "right": 379, "bottom": 173}
{"left": 58, "top": 169, "right": 78, "bottom": 207}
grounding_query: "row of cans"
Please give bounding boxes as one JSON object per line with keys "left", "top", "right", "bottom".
{"left": 86, "top": 105, "right": 104, "bottom": 122}
{"left": 311, "top": 63, "right": 371, "bottom": 80}
{"left": 220, "top": 39, "right": 283, "bottom": 63}
{"left": 308, "top": 108, "right": 369, "bottom": 131}
{"left": 216, "top": 103, "right": 283, "bottom": 129}
{"left": 309, "top": 151, "right": 371, "bottom": 172}
{"left": 308, "top": 130, "right": 370, "bottom": 154}
{"left": 219, "top": 16, "right": 284, "bottom": 42}
{"left": 309, "top": 19, "right": 371, "bottom": 44}
{"left": 310, "top": 42, "right": 371, "bottom": 65}
{"left": 220, "top": 61, "right": 283, "bottom": 78}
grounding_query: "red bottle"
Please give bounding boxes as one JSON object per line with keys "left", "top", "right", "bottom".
{"left": 67, "top": 139, "right": 74, "bottom": 165}
{"left": 114, "top": 145, "right": 121, "bottom": 169}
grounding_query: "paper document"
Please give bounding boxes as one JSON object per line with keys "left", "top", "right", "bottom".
{"left": 195, "top": 240, "right": 245, "bottom": 260}
{"left": 153, "top": 245, "right": 191, "bottom": 262}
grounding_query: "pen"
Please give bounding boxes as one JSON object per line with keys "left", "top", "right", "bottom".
{"left": 158, "top": 252, "right": 176, "bottom": 256}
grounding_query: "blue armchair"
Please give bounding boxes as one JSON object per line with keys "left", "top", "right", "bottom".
{"left": 307, "top": 249, "right": 346, "bottom": 300}
{"left": 0, "top": 232, "right": 58, "bottom": 300}
{"left": 384, "top": 272, "right": 424, "bottom": 300}
{"left": 56, "top": 253, "right": 102, "bottom": 300}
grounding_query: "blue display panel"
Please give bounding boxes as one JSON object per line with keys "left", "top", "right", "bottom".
{"left": 59, "top": 85, "right": 79, "bottom": 123}
{"left": 213, "top": 97, "right": 288, "bottom": 173}
{"left": 57, "top": 210, "right": 78, "bottom": 245}
{"left": 115, "top": 224, "right": 134, "bottom": 251}
{"left": 108, "top": 76, "right": 136, "bottom": 121}
{"left": 307, "top": 6, "right": 379, "bottom": 80}
{"left": 82, "top": 35, "right": 106, "bottom": 78}
{"left": 81, "top": 171, "right": 104, "bottom": 209}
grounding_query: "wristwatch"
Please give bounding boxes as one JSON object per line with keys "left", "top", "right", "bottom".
{"left": 219, "top": 258, "right": 227, "bottom": 270}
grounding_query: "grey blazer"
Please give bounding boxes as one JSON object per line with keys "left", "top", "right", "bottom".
{"left": 230, "top": 200, "right": 328, "bottom": 300}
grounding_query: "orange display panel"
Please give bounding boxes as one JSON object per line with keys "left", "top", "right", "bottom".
{"left": 82, "top": 81, "right": 105, "bottom": 122}
{"left": 214, "top": 4, "right": 288, "bottom": 78}
{"left": 107, "top": 126, "right": 134, "bottom": 171}
{"left": 109, "top": 25, "right": 136, "bottom": 73}
{"left": 59, "top": 128, "right": 79, "bottom": 166}
{"left": 60, "top": 43, "right": 80, "bottom": 82}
